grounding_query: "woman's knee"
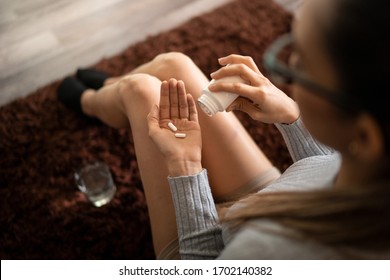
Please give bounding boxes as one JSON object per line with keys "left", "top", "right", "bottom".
{"left": 117, "top": 74, "right": 161, "bottom": 111}
{"left": 154, "top": 52, "right": 193, "bottom": 67}
{"left": 151, "top": 52, "right": 196, "bottom": 80}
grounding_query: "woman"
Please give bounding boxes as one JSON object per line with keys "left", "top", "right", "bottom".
{"left": 57, "top": 0, "right": 390, "bottom": 259}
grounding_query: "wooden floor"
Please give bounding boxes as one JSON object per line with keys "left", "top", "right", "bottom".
{"left": 0, "top": 0, "right": 300, "bottom": 107}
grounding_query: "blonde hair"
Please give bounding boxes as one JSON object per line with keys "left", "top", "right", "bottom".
{"left": 224, "top": 182, "right": 390, "bottom": 251}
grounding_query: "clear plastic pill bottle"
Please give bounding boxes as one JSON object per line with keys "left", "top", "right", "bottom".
{"left": 197, "top": 76, "right": 246, "bottom": 116}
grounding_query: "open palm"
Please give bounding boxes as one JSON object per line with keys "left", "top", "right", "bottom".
{"left": 147, "top": 79, "right": 202, "bottom": 165}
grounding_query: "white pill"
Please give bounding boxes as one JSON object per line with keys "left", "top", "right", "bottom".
{"left": 174, "top": 133, "right": 186, "bottom": 138}
{"left": 168, "top": 122, "right": 178, "bottom": 132}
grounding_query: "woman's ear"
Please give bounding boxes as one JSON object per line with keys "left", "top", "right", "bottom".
{"left": 351, "top": 113, "right": 385, "bottom": 162}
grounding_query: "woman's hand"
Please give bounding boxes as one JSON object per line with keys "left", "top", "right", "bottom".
{"left": 147, "top": 79, "right": 202, "bottom": 176}
{"left": 209, "top": 54, "right": 300, "bottom": 124}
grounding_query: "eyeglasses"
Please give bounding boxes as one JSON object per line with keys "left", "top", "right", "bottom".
{"left": 263, "top": 33, "right": 362, "bottom": 112}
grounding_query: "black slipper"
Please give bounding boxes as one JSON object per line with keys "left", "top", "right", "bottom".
{"left": 57, "top": 77, "right": 87, "bottom": 115}
{"left": 76, "top": 68, "right": 109, "bottom": 90}
{"left": 57, "top": 77, "right": 101, "bottom": 125}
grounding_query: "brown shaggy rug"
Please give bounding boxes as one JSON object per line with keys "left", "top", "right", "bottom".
{"left": 0, "top": 0, "right": 292, "bottom": 259}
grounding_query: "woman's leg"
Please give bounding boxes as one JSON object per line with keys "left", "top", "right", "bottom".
{"left": 82, "top": 74, "right": 178, "bottom": 256}
{"left": 104, "top": 52, "right": 277, "bottom": 200}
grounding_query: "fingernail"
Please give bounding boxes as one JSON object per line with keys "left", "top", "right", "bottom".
{"left": 210, "top": 72, "right": 216, "bottom": 78}
{"left": 208, "top": 84, "right": 216, "bottom": 90}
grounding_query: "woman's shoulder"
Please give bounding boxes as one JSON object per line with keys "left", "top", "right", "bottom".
{"left": 262, "top": 153, "right": 341, "bottom": 194}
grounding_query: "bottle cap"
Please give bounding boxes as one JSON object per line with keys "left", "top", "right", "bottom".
{"left": 197, "top": 91, "right": 220, "bottom": 116}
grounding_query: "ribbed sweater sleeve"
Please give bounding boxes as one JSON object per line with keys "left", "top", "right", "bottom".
{"left": 168, "top": 169, "right": 224, "bottom": 259}
{"left": 275, "top": 117, "right": 335, "bottom": 162}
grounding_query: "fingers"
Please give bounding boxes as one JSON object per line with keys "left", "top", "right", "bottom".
{"left": 178, "top": 80, "right": 189, "bottom": 119}
{"left": 159, "top": 81, "right": 170, "bottom": 120}
{"left": 187, "top": 94, "right": 198, "bottom": 123}
{"left": 147, "top": 104, "right": 160, "bottom": 122}
{"left": 147, "top": 104, "right": 160, "bottom": 136}
{"left": 169, "top": 79, "right": 179, "bottom": 118}
{"left": 210, "top": 63, "right": 262, "bottom": 86}
{"left": 226, "top": 97, "right": 265, "bottom": 121}
{"left": 209, "top": 79, "right": 264, "bottom": 103}
{"left": 160, "top": 79, "right": 195, "bottom": 121}
{"left": 218, "top": 54, "right": 262, "bottom": 74}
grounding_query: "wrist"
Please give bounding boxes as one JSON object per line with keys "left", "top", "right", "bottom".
{"left": 282, "top": 100, "right": 300, "bottom": 124}
{"left": 166, "top": 159, "right": 203, "bottom": 177}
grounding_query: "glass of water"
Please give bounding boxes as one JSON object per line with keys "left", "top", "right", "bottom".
{"left": 75, "top": 162, "right": 116, "bottom": 207}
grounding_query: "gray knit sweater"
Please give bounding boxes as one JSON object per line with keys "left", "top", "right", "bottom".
{"left": 167, "top": 118, "right": 386, "bottom": 259}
